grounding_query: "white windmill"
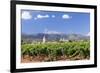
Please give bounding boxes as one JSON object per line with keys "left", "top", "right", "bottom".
{"left": 42, "top": 28, "right": 47, "bottom": 43}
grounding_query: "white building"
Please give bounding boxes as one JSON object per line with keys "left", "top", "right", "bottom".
{"left": 60, "top": 38, "right": 68, "bottom": 42}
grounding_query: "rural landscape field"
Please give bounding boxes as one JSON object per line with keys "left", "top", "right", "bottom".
{"left": 21, "top": 10, "right": 90, "bottom": 63}
{"left": 21, "top": 40, "right": 90, "bottom": 63}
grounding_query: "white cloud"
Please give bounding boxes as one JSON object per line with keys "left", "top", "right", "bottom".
{"left": 22, "top": 11, "right": 32, "bottom": 20}
{"left": 36, "top": 14, "right": 49, "bottom": 19}
{"left": 62, "top": 14, "right": 71, "bottom": 19}
{"left": 52, "top": 15, "right": 55, "bottom": 18}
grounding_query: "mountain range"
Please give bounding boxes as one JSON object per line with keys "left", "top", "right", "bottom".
{"left": 21, "top": 33, "right": 89, "bottom": 42}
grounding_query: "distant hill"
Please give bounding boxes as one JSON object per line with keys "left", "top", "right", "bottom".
{"left": 21, "top": 33, "right": 89, "bottom": 42}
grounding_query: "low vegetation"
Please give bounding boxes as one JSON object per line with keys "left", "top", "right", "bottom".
{"left": 21, "top": 41, "right": 90, "bottom": 62}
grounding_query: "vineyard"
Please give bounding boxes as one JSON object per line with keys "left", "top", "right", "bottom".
{"left": 21, "top": 41, "right": 90, "bottom": 63}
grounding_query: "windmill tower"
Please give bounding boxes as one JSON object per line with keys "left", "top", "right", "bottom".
{"left": 43, "top": 35, "right": 46, "bottom": 43}
{"left": 42, "top": 29, "right": 47, "bottom": 43}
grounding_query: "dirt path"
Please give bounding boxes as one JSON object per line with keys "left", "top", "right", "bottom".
{"left": 21, "top": 55, "right": 90, "bottom": 63}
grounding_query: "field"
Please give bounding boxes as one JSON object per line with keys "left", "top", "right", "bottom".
{"left": 21, "top": 41, "right": 90, "bottom": 63}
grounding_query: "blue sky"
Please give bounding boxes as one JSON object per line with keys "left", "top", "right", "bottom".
{"left": 21, "top": 10, "right": 90, "bottom": 35}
